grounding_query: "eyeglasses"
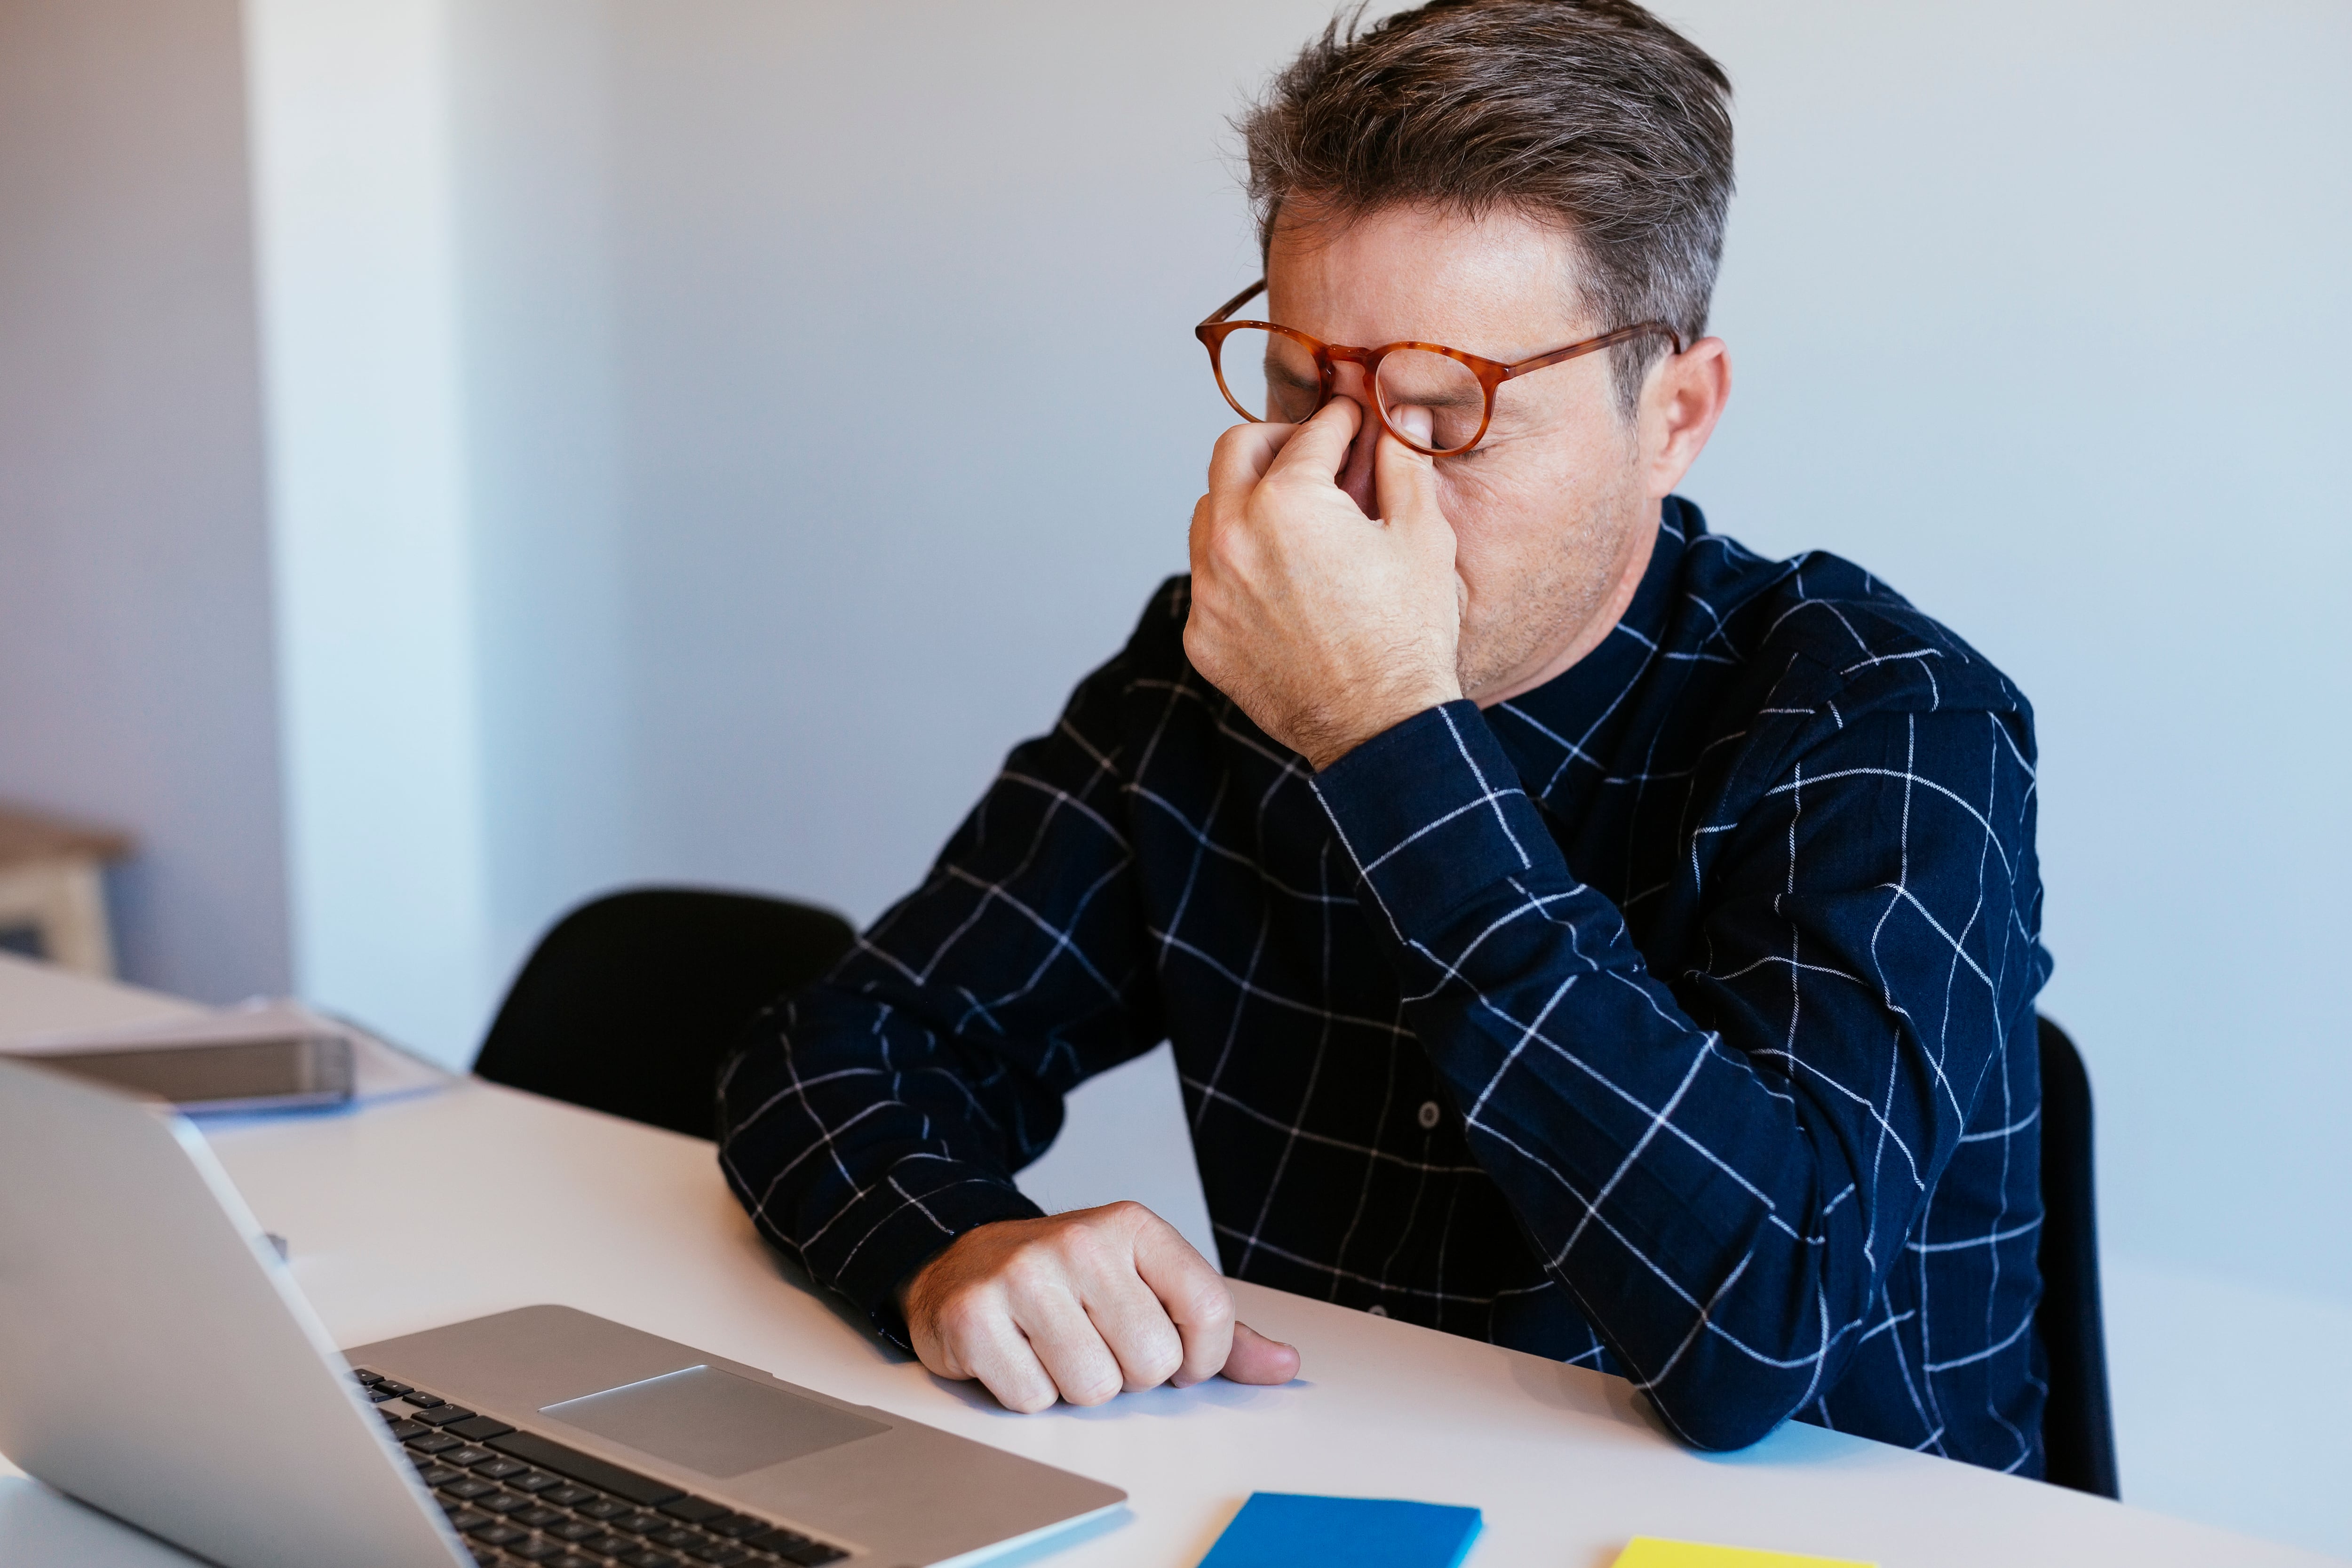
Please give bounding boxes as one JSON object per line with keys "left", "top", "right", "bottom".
{"left": 1195, "top": 279, "right": 1684, "bottom": 457}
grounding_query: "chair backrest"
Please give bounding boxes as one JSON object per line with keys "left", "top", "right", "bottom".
{"left": 473, "top": 886, "right": 857, "bottom": 1141}
{"left": 2034, "top": 1014, "right": 2120, "bottom": 1498}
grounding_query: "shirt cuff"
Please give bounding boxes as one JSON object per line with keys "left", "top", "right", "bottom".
{"left": 827, "top": 1166, "right": 1046, "bottom": 1350}
{"left": 1310, "top": 700, "right": 1557, "bottom": 938}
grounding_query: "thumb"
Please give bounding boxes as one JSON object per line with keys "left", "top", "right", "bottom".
{"left": 1219, "top": 1321, "right": 1301, "bottom": 1385}
{"left": 1374, "top": 405, "right": 1444, "bottom": 527}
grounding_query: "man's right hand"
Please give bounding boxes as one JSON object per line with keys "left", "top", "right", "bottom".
{"left": 894, "top": 1201, "right": 1300, "bottom": 1412}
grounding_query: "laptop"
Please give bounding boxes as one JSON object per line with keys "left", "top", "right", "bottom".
{"left": 0, "top": 1054, "right": 1126, "bottom": 1568}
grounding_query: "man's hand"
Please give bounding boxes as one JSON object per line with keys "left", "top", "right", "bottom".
{"left": 896, "top": 1202, "right": 1300, "bottom": 1413}
{"left": 1185, "top": 397, "right": 1463, "bottom": 771}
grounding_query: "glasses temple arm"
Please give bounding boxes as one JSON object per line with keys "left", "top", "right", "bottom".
{"left": 1505, "top": 321, "right": 1685, "bottom": 377}
{"left": 1200, "top": 279, "right": 1269, "bottom": 328}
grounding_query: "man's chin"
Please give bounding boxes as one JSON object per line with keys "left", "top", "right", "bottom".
{"left": 1456, "top": 613, "right": 1592, "bottom": 706}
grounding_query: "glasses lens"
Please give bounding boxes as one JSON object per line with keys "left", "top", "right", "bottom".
{"left": 1375, "top": 349, "right": 1487, "bottom": 453}
{"left": 1214, "top": 328, "right": 1323, "bottom": 425}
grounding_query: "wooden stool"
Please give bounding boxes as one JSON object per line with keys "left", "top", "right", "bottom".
{"left": 0, "top": 805, "right": 134, "bottom": 977}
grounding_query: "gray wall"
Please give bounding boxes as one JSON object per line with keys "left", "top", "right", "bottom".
{"left": 0, "top": 0, "right": 289, "bottom": 1003}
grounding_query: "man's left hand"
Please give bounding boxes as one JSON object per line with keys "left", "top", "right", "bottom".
{"left": 1184, "top": 398, "right": 1463, "bottom": 771}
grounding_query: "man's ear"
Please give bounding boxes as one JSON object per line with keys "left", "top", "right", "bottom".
{"left": 1641, "top": 336, "right": 1732, "bottom": 501}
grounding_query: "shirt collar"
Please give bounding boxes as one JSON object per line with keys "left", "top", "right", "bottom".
{"left": 1482, "top": 495, "right": 1700, "bottom": 808}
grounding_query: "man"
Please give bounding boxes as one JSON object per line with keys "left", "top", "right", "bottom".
{"left": 722, "top": 0, "right": 2051, "bottom": 1475}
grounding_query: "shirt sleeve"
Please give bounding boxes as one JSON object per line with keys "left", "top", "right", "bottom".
{"left": 1309, "top": 683, "right": 2044, "bottom": 1451}
{"left": 718, "top": 614, "right": 1168, "bottom": 1345}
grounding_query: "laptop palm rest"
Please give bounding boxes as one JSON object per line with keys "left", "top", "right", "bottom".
{"left": 351, "top": 1304, "right": 1129, "bottom": 1563}
{"left": 542, "top": 1365, "right": 885, "bottom": 1479}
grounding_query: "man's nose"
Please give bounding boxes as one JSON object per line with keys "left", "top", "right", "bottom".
{"left": 1329, "top": 363, "right": 1381, "bottom": 519}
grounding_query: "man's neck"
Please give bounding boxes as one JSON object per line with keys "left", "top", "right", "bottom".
{"left": 1469, "top": 502, "right": 1662, "bottom": 709}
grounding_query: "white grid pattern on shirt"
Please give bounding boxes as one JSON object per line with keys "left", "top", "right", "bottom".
{"left": 719, "top": 502, "right": 2050, "bottom": 1472}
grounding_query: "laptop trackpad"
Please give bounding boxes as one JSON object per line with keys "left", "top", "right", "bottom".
{"left": 541, "top": 1365, "right": 888, "bottom": 1479}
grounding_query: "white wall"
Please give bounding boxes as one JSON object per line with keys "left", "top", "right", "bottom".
{"left": 447, "top": 0, "right": 635, "bottom": 993}
{"left": 242, "top": 0, "right": 498, "bottom": 1060}
{"left": 0, "top": 0, "right": 291, "bottom": 1004}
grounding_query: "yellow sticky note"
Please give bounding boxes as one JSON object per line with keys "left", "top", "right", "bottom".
{"left": 1612, "top": 1538, "right": 1876, "bottom": 1568}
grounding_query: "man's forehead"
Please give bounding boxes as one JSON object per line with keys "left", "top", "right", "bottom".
{"left": 1263, "top": 200, "right": 1586, "bottom": 350}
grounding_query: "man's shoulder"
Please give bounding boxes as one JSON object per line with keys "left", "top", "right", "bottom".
{"left": 1037, "top": 573, "right": 1301, "bottom": 797}
{"left": 1133, "top": 573, "right": 1193, "bottom": 642}
{"left": 1094, "top": 573, "right": 1201, "bottom": 690}
{"left": 1670, "top": 519, "right": 2031, "bottom": 729}
{"left": 1048, "top": 574, "right": 1221, "bottom": 742}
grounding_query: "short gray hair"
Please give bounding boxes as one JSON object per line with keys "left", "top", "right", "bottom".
{"left": 1240, "top": 0, "right": 1735, "bottom": 417}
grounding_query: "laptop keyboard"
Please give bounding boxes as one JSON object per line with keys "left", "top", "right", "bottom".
{"left": 352, "top": 1369, "right": 851, "bottom": 1567}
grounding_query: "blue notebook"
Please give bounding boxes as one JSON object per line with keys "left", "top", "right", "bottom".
{"left": 1197, "top": 1492, "right": 1483, "bottom": 1568}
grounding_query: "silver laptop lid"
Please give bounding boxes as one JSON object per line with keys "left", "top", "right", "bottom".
{"left": 0, "top": 1054, "right": 465, "bottom": 1568}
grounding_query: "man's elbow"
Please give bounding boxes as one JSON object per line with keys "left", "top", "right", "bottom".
{"left": 1642, "top": 1384, "right": 1800, "bottom": 1454}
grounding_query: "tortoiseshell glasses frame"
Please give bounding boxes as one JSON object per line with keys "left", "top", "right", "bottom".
{"left": 1195, "top": 278, "right": 1685, "bottom": 457}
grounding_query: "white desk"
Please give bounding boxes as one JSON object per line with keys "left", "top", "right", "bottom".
{"left": 0, "top": 954, "right": 2337, "bottom": 1568}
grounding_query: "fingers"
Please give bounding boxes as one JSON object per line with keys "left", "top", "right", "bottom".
{"left": 927, "top": 1269, "right": 1129, "bottom": 1411}
{"left": 1373, "top": 404, "right": 1444, "bottom": 527}
{"left": 926, "top": 1291, "right": 1063, "bottom": 1414}
{"left": 1066, "top": 1205, "right": 1187, "bottom": 1391}
{"left": 1220, "top": 1321, "right": 1302, "bottom": 1386}
{"left": 1263, "top": 394, "right": 1364, "bottom": 486}
{"left": 1010, "top": 1279, "right": 1127, "bottom": 1408}
{"left": 1081, "top": 1265, "right": 1188, "bottom": 1393}
{"left": 904, "top": 1206, "right": 1285, "bottom": 1413}
{"left": 1128, "top": 1207, "right": 1238, "bottom": 1388}
{"left": 1205, "top": 416, "right": 1296, "bottom": 495}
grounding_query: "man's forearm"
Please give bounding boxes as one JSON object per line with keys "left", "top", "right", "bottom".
{"left": 718, "top": 987, "right": 1048, "bottom": 1342}
{"left": 717, "top": 601, "right": 1172, "bottom": 1342}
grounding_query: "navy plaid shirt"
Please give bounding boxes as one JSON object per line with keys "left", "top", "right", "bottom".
{"left": 721, "top": 498, "right": 2053, "bottom": 1472}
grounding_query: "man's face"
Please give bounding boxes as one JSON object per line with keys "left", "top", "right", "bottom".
{"left": 1263, "top": 203, "right": 1657, "bottom": 703}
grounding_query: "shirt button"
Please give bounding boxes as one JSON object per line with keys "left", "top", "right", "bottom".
{"left": 1417, "top": 1100, "right": 1441, "bottom": 1130}
{"left": 1367, "top": 1305, "right": 1389, "bottom": 1318}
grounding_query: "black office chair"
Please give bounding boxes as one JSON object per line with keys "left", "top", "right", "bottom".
{"left": 473, "top": 886, "right": 858, "bottom": 1141}
{"left": 2034, "top": 1014, "right": 2119, "bottom": 1498}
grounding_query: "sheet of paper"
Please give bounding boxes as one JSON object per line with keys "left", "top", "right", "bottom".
{"left": 1197, "top": 1492, "right": 1483, "bottom": 1568}
{"left": 1613, "top": 1537, "right": 1876, "bottom": 1568}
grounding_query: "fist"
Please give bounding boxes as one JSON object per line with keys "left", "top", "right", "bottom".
{"left": 897, "top": 1202, "right": 1301, "bottom": 1412}
{"left": 1184, "top": 397, "right": 1463, "bottom": 771}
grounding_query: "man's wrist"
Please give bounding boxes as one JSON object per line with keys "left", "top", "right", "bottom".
{"left": 893, "top": 1224, "right": 980, "bottom": 1318}
{"left": 1301, "top": 676, "right": 1462, "bottom": 772}
{"left": 856, "top": 1189, "right": 1043, "bottom": 1349}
